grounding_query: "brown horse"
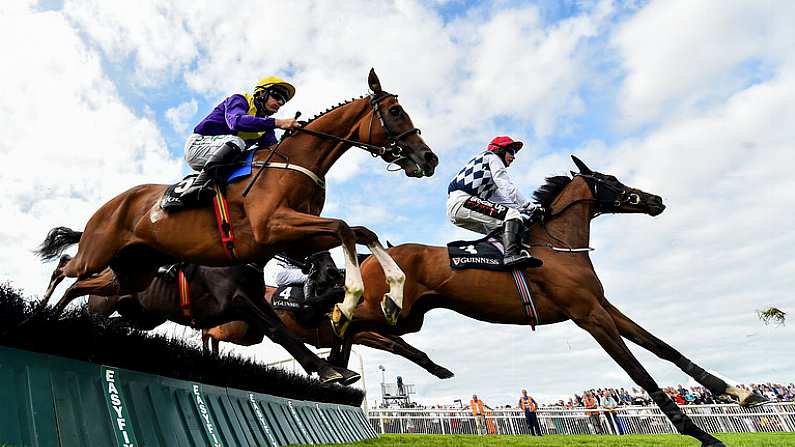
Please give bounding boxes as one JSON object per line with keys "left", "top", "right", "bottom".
{"left": 85, "top": 259, "right": 361, "bottom": 384}
{"left": 200, "top": 285, "right": 454, "bottom": 380}
{"left": 35, "top": 69, "right": 438, "bottom": 339}
{"left": 343, "top": 156, "right": 765, "bottom": 447}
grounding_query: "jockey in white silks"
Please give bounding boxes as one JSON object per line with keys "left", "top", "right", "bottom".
{"left": 446, "top": 136, "right": 545, "bottom": 268}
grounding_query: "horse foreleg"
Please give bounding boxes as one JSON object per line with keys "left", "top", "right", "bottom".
{"left": 364, "top": 240, "right": 406, "bottom": 326}
{"left": 232, "top": 292, "right": 360, "bottom": 385}
{"left": 354, "top": 332, "right": 454, "bottom": 379}
{"left": 328, "top": 334, "right": 354, "bottom": 368}
{"left": 574, "top": 305, "right": 725, "bottom": 447}
{"left": 605, "top": 301, "right": 768, "bottom": 408}
{"left": 266, "top": 212, "right": 365, "bottom": 338}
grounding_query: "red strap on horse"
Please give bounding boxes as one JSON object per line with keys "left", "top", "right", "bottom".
{"left": 212, "top": 184, "right": 238, "bottom": 260}
{"left": 511, "top": 269, "right": 538, "bottom": 330}
{"left": 178, "top": 268, "right": 191, "bottom": 319}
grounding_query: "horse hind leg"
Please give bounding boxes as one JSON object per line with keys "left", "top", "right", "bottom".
{"left": 574, "top": 305, "right": 725, "bottom": 447}
{"left": 365, "top": 240, "right": 406, "bottom": 326}
{"left": 604, "top": 301, "right": 768, "bottom": 408}
{"left": 52, "top": 269, "right": 121, "bottom": 316}
{"left": 38, "top": 254, "right": 72, "bottom": 310}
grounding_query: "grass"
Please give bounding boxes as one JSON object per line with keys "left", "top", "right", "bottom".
{"left": 294, "top": 433, "right": 795, "bottom": 446}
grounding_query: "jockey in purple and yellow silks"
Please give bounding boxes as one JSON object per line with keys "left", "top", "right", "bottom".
{"left": 181, "top": 76, "right": 301, "bottom": 203}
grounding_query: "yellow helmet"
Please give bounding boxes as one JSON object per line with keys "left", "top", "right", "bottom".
{"left": 254, "top": 76, "right": 295, "bottom": 102}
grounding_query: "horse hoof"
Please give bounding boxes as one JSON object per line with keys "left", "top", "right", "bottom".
{"left": 330, "top": 304, "right": 351, "bottom": 338}
{"left": 318, "top": 367, "right": 344, "bottom": 384}
{"left": 433, "top": 367, "right": 455, "bottom": 379}
{"left": 381, "top": 296, "right": 400, "bottom": 326}
{"left": 740, "top": 391, "right": 769, "bottom": 408}
{"left": 336, "top": 368, "right": 361, "bottom": 386}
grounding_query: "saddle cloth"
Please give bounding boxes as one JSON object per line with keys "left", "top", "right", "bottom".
{"left": 447, "top": 233, "right": 508, "bottom": 272}
{"left": 160, "top": 151, "right": 255, "bottom": 211}
{"left": 271, "top": 284, "right": 306, "bottom": 311}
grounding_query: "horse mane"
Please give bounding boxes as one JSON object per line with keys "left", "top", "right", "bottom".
{"left": 302, "top": 95, "right": 369, "bottom": 127}
{"left": 533, "top": 175, "right": 573, "bottom": 208}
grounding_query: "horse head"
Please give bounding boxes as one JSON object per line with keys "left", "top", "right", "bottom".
{"left": 362, "top": 69, "right": 438, "bottom": 178}
{"left": 570, "top": 155, "right": 666, "bottom": 217}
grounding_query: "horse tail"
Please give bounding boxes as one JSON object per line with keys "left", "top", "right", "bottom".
{"left": 36, "top": 226, "right": 83, "bottom": 261}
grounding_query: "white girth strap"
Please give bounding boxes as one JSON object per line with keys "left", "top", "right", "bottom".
{"left": 253, "top": 161, "right": 326, "bottom": 189}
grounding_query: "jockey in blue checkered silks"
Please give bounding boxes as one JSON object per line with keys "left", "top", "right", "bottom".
{"left": 447, "top": 136, "right": 544, "bottom": 268}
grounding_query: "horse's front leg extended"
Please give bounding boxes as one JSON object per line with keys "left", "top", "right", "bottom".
{"left": 262, "top": 211, "right": 370, "bottom": 338}
{"left": 604, "top": 301, "right": 768, "bottom": 407}
{"left": 332, "top": 242, "right": 365, "bottom": 337}
{"left": 365, "top": 240, "right": 405, "bottom": 326}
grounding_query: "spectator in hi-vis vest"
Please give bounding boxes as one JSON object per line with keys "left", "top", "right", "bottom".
{"left": 518, "top": 389, "right": 542, "bottom": 436}
{"left": 465, "top": 394, "right": 492, "bottom": 435}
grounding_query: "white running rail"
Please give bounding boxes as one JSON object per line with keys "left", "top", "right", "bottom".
{"left": 368, "top": 403, "right": 795, "bottom": 435}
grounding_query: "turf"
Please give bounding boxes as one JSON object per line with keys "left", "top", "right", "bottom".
{"left": 294, "top": 433, "right": 795, "bottom": 446}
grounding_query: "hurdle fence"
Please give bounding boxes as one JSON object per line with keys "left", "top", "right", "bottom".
{"left": 368, "top": 403, "right": 795, "bottom": 435}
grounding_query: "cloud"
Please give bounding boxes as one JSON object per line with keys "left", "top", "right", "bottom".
{"left": 611, "top": 0, "right": 795, "bottom": 127}
{"left": 0, "top": 4, "right": 181, "bottom": 295}
{"left": 1, "top": 0, "right": 793, "bottom": 410}
{"left": 165, "top": 99, "right": 198, "bottom": 134}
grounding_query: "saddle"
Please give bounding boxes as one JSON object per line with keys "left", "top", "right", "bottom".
{"left": 447, "top": 233, "right": 508, "bottom": 272}
{"left": 160, "top": 151, "right": 255, "bottom": 212}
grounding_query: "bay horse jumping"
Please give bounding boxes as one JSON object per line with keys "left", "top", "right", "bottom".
{"left": 86, "top": 256, "right": 361, "bottom": 384}
{"left": 35, "top": 69, "right": 438, "bottom": 341}
{"left": 343, "top": 156, "right": 766, "bottom": 447}
{"left": 201, "top": 292, "right": 454, "bottom": 380}
{"left": 87, "top": 252, "right": 452, "bottom": 380}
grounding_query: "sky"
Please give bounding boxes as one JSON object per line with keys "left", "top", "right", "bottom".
{"left": 0, "top": 0, "right": 793, "bottom": 408}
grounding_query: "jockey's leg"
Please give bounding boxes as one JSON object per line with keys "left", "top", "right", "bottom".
{"left": 182, "top": 139, "right": 242, "bottom": 203}
{"left": 502, "top": 208, "right": 542, "bottom": 269}
{"left": 366, "top": 240, "right": 406, "bottom": 326}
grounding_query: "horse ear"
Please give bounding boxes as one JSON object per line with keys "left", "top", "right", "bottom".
{"left": 386, "top": 240, "right": 394, "bottom": 248}
{"left": 571, "top": 155, "right": 592, "bottom": 174}
{"left": 368, "top": 68, "right": 382, "bottom": 93}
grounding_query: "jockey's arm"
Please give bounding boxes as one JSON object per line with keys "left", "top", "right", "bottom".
{"left": 223, "top": 94, "right": 276, "bottom": 132}
{"left": 488, "top": 154, "right": 530, "bottom": 208}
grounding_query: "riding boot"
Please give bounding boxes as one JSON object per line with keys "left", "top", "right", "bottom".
{"left": 502, "top": 219, "right": 543, "bottom": 269}
{"left": 182, "top": 142, "right": 241, "bottom": 204}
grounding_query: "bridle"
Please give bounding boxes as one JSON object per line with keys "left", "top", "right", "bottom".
{"left": 548, "top": 173, "right": 641, "bottom": 219}
{"left": 366, "top": 92, "right": 421, "bottom": 163}
{"left": 292, "top": 92, "right": 420, "bottom": 160}
{"left": 536, "top": 173, "right": 642, "bottom": 253}
{"left": 242, "top": 92, "right": 422, "bottom": 196}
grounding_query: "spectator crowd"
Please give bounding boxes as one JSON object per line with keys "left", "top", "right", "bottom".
{"left": 543, "top": 382, "right": 795, "bottom": 409}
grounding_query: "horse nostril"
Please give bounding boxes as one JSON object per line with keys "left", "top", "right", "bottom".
{"left": 425, "top": 151, "right": 438, "bottom": 167}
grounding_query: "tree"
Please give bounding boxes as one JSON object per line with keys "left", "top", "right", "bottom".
{"left": 757, "top": 307, "right": 786, "bottom": 326}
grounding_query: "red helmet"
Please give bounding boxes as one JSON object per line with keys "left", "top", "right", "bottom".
{"left": 486, "top": 135, "right": 523, "bottom": 154}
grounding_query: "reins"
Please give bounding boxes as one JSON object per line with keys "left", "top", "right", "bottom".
{"left": 242, "top": 92, "right": 418, "bottom": 196}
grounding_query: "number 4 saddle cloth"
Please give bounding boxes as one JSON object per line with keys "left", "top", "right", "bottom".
{"left": 447, "top": 233, "right": 508, "bottom": 271}
{"left": 271, "top": 283, "right": 307, "bottom": 311}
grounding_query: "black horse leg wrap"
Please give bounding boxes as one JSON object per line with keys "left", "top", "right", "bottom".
{"left": 675, "top": 356, "right": 727, "bottom": 395}
{"left": 651, "top": 390, "right": 687, "bottom": 430}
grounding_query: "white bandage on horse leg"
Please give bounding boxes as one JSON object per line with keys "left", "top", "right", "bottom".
{"left": 367, "top": 241, "right": 405, "bottom": 309}
{"left": 339, "top": 244, "right": 364, "bottom": 319}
